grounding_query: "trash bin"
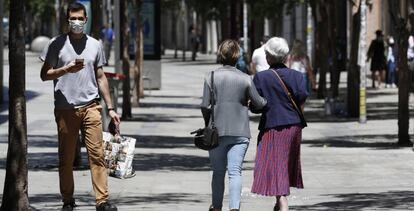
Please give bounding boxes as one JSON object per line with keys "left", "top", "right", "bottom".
{"left": 101, "top": 72, "right": 125, "bottom": 131}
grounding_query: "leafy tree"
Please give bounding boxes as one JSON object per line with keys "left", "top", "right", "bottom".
{"left": 26, "top": 0, "right": 56, "bottom": 38}
{"left": 0, "top": 0, "right": 29, "bottom": 210}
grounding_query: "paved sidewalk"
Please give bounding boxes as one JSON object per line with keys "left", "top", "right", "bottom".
{"left": 1, "top": 49, "right": 414, "bottom": 210}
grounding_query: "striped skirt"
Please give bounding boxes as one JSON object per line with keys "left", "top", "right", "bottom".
{"left": 251, "top": 125, "right": 304, "bottom": 196}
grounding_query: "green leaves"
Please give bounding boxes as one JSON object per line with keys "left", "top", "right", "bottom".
{"left": 27, "top": 0, "right": 55, "bottom": 21}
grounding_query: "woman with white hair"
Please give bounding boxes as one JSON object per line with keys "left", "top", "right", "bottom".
{"left": 250, "top": 37, "right": 308, "bottom": 211}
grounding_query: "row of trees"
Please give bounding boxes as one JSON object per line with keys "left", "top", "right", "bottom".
{"left": 163, "top": 0, "right": 343, "bottom": 100}
{"left": 163, "top": 0, "right": 414, "bottom": 145}
{"left": 2, "top": 0, "right": 414, "bottom": 210}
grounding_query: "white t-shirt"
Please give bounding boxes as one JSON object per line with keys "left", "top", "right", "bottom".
{"left": 251, "top": 46, "right": 269, "bottom": 72}
{"left": 40, "top": 34, "right": 106, "bottom": 109}
{"left": 290, "top": 60, "right": 307, "bottom": 74}
{"left": 408, "top": 35, "right": 414, "bottom": 60}
{"left": 387, "top": 46, "right": 395, "bottom": 63}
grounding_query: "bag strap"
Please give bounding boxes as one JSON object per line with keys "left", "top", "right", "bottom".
{"left": 270, "top": 69, "right": 305, "bottom": 118}
{"left": 210, "top": 71, "right": 216, "bottom": 126}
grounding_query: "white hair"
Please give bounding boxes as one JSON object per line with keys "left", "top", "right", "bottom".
{"left": 264, "top": 37, "right": 289, "bottom": 64}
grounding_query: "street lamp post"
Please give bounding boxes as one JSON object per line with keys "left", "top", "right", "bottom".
{"left": 358, "top": 0, "right": 367, "bottom": 123}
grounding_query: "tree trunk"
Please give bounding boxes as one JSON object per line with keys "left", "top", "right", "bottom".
{"left": 311, "top": 1, "right": 329, "bottom": 99}
{"left": 132, "top": 0, "right": 144, "bottom": 106}
{"left": 0, "top": 0, "right": 3, "bottom": 104}
{"left": 201, "top": 14, "right": 207, "bottom": 54}
{"left": 1, "top": 0, "right": 29, "bottom": 210}
{"left": 182, "top": 1, "right": 187, "bottom": 61}
{"left": 59, "top": 0, "right": 73, "bottom": 34}
{"left": 221, "top": 2, "right": 231, "bottom": 39}
{"left": 230, "top": 0, "right": 238, "bottom": 39}
{"left": 329, "top": 1, "right": 340, "bottom": 98}
{"left": 91, "top": 0, "right": 103, "bottom": 40}
{"left": 389, "top": 0, "right": 411, "bottom": 145}
{"left": 172, "top": 10, "right": 178, "bottom": 59}
{"left": 397, "top": 28, "right": 410, "bottom": 145}
{"left": 274, "top": 14, "right": 283, "bottom": 37}
{"left": 347, "top": 1, "right": 361, "bottom": 118}
{"left": 121, "top": 0, "right": 132, "bottom": 119}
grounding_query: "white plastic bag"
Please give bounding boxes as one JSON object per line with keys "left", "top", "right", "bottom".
{"left": 103, "top": 132, "right": 136, "bottom": 179}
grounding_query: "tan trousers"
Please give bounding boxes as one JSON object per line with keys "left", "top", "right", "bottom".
{"left": 54, "top": 102, "right": 108, "bottom": 205}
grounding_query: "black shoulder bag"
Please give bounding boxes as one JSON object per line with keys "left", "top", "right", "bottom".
{"left": 191, "top": 71, "right": 219, "bottom": 150}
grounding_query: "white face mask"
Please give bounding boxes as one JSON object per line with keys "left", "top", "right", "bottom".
{"left": 69, "top": 20, "right": 86, "bottom": 34}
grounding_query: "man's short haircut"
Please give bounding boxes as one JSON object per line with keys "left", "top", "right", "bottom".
{"left": 67, "top": 2, "right": 87, "bottom": 18}
{"left": 264, "top": 37, "right": 289, "bottom": 64}
{"left": 217, "top": 39, "right": 240, "bottom": 66}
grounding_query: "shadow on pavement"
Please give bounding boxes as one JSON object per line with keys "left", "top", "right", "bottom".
{"left": 293, "top": 191, "right": 414, "bottom": 210}
{"left": 121, "top": 113, "right": 202, "bottom": 122}
{"left": 126, "top": 134, "right": 195, "bottom": 149}
{"left": 120, "top": 134, "right": 212, "bottom": 171}
{"left": 303, "top": 134, "right": 412, "bottom": 149}
{"left": 144, "top": 94, "right": 201, "bottom": 99}
{"left": 0, "top": 87, "right": 41, "bottom": 124}
{"left": 139, "top": 102, "right": 200, "bottom": 110}
{"left": 0, "top": 151, "right": 90, "bottom": 171}
{"left": 2, "top": 192, "right": 204, "bottom": 210}
{"left": 367, "top": 89, "right": 399, "bottom": 99}
{"left": 133, "top": 153, "right": 210, "bottom": 171}
{"left": 0, "top": 134, "right": 211, "bottom": 172}
{"left": 0, "top": 134, "right": 59, "bottom": 147}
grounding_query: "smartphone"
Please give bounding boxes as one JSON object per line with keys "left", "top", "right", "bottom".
{"left": 75, "top": 58, "right": 84, "bottom": 65}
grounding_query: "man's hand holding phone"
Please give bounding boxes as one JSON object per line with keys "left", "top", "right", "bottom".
{"left": 66, "top": 58, "right": 85, "bottom": 73}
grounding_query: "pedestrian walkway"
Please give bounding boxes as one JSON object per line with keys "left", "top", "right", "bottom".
{"left": 0, "top": 49, "right": 414, "bottom": 210}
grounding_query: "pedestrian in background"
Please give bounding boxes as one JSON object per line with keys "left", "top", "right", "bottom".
{"left": 101, "top": 24, "right": 113, "bottom": 65}
{"left": 286, "top": 39, "right": 316, "bottom": 92}
{"left": 250, "top": 35, "right": 270, "bottom": 74}
{"left": 367, "top": 30, "right": 386, "bottom": 88}
{"left": 39, "top": 3, "right": 120, "bottom": 211}
{"left": 251, "top": 37, "right": 308, "bottom": 211}
{"left": 236, "top": 38, "right": 250, "bottom": 74}
{"left": 407, "top": 35, "right": 414, "bottom": 72}
{"left": 190, "top": 25, "right": 200, "bottom": 61}
{"left": 201, "top": 39, "right": 267, "bottom": 211}
{"left": 386, "top": 36, "right": 397, "bottom": 88}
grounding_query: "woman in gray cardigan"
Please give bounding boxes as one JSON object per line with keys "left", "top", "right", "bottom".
{"left": 201, "top": 39, "right": 267, "bottom": 211}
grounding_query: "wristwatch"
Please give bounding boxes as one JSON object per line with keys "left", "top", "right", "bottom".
{"left": 107, "top": 107, "right": 115, "bottom": 112}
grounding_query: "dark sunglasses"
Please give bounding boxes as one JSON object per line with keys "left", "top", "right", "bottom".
{"left": 69, "top": 17, "right": 85, "bottom": 21}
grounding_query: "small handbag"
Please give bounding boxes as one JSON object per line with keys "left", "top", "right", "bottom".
{"left": 191, "top": 71, "right": 219, "bottom": 150}
{"left": 271, "top": 69, "right": 308, "bottom": 128}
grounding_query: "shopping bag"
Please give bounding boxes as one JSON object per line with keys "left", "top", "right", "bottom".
{"left": 102, "top": 132, "right": 136, "bottom": 179}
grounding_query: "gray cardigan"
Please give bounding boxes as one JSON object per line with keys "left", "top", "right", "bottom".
{"left": 200, "top": 65, "right": 267, "bottom": 138}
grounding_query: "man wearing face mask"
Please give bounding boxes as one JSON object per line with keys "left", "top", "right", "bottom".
{"left": 39, "top": 2, "right": 119, "bottom": 211}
